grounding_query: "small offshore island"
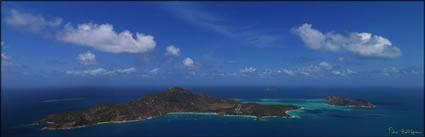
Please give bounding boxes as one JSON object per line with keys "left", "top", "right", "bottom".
{"left": 33, "top": 88, "right": 375, "bottom": 130}
{"left": 324, "top": 96, "right": 376, "bottom": 108}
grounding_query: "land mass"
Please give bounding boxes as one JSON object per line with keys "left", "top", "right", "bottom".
{"left": 323, "top": 96, "right": 376, "bottom": 107}
{"left": 33, "top": 88, "right": 300, "bottom": 130}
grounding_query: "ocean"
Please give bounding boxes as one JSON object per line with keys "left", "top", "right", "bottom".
{"left": 1, "top": 86, "right": 424, "bottom": 136}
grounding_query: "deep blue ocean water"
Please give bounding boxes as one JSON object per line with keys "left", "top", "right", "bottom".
{"left": 1, "top": 87, "right": 424, "bottom": 136}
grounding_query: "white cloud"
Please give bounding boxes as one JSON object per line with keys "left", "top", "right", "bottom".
{"left": 58, "top": 23, "right": 156, "bottom": 54}
{"left": 1, "top": 42, "right": 4, "bottom": 46}
{"left": 296, "top": 65, "right": 321, "bottom": 76}
{"left": 380, "top": 66, "right": 423, "bottom": 77}
{"left": 166, "top": 45, "right": 180, "bottom": 56}
{"left": 331, "top": 69, "right": 354, "bottom": 77}
{"left": 383, "top": 67, "right": 399, "bottom": 73}
{"left": 1, "top": 53, "right": 11, "bottom": 60}
{"left": 381, "top": 66, "right": 400, "bottom": 76}
{"left": 183, "top": 57, "right": 194, "bottom": 67}
{"left": 66, "top": 67, "right": 136, "bottom": 76}
{"left": 293, "top": 24, "right": 402, "bottom": 59}
{"left": 319, "top": 61, "right": 333, "bottom": 70}
{"left": 286, "top": 62, "right": 353, "bottom": 78}
{"left": 277, "top": 68, "right": 294, "bottom": 76}
{"left": 331, "top": 70, "right": 342, "bottom": 76}
{"left": 66, "top": 68, "right": 107, "bottom": 76}
{"left": 240, "top": 67, "right": 256, "bottom": 73}
{"left": 1, "top": 52, "right": 23, "bottom": 71}
{"left": 400, "top": 66, "right": 423, "bottom": 75}
{"left": 116, "top": 67, "right": 136, "bottom": 74}
{"left": 234, "top": 62, "right": 353, "bottom": 79}
{"left": 150, "top": 68, "right": 159, "bottom": 73}
{"left": 5, "top": 9, "right": 62, "bottom": 32}
{"left": 77, "top": 51, "right": 97, "bottom": 65}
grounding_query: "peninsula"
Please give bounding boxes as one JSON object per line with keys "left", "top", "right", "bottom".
{"left": 33, "top": 88, "right": 300, "bottom": 130}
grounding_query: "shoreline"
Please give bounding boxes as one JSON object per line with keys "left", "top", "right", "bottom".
{"left": 223, "top": 114, "right": 258, "bottom": 118}
{"left": 39, "top": 108, "right": 302, "bottom": 130}
{"left": 325, "top": 103, "right": 376, "bottom": 108}
{"left": 285, "top": 107, "right": 304, "bottom": 118}
{"left": 41, "top": 117, "right": 153, "bottom": 131}
{"left": 168, "top": 112, "right": 218, "bottom": 115}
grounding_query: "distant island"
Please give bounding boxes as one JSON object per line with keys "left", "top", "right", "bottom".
{"left": 33, "top": 88, "right": 300, "bottom": 130}
{"left": 33, "top": 88, "right": 376, "bottom": 130}
{"left": 323, "top": 96, "right": 376, "bottom": 108}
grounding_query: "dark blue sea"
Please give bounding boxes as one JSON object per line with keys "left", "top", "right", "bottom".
{"left": 1, "top": 86, "right": 424, "bottom": 136}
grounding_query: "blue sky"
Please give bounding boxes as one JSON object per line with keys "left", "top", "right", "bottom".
{"left": 1, "top": 2, "right": 424, "bottom": 87}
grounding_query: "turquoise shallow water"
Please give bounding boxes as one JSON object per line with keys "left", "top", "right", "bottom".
{"left": 2, "top": 87, "right": 424, "bottom": 136}
{"left": 237, "top": 98, "right": 352, "bottom": 119}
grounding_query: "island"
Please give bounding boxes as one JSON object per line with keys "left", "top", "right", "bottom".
{"left": 33, "top": 87, "right": 300, "bottom": 130}
{"left": 323, "top": 96, "right": 376, "bottom": 107}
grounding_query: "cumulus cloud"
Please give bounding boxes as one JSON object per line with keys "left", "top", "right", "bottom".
{"left": 66, "top": 67, "right": 136, "bottom": 76}
{"left": 277, "top": 68, "right": 295, "bottom": 76}
{"left": 183, "top": 57, "right": 194, "bottom": 67}
{"left": 77, "top": 51, "right": 97, "bottom": 65}
{"left": 224, "top": 62, "right": 354, "bottom": 79}
{"left": 58, "top": 23, "right": 156, "bottom": 54}
{"left": 277, "top": 62, "right": 354, "bottom": 78}
{"left": 180, "top": 57, "right": 207, "bottom": 71}
{"left": 5, "top": 9, "right": 62, "bottom": 33}
{"left": 166, "top": 45, "right": 180, "bottom": 56}
{"left": 293, "top": 24, "right": 402, "bottom": 59}
{"left": 240, "top": 67, "right": 257, "bottom": 73}
{"left": 319, "top": 61, "right": 333, "bottom": 70}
